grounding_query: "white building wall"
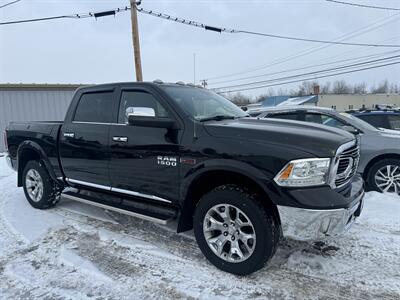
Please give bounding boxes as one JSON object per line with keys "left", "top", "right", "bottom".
{"left": 0, "top": 89, "right": 75, "bottom": 152}
{"left": 317, "top": 94, "right": 400, "bottom": 111}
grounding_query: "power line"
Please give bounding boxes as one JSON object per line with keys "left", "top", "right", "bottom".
{"left": 326, "top": 0, "right": 400, "bottom": 11}
{"left": 0, "top": 6, "right": 130, "bottom": 26}
{"left": 0, "top": 15, "right": 78, "bottom": 25}
{"left": 214, "top": 55, "right": 400, "bottom": 90}
{"left": 0, "top": 0, "right": 21, "bottom": 9}
{"left": 217, "top": 61, "right": 400, "bottom": 93}
{"left": 235, "top": 29, "right": 400, "bottom": 47}
{"left": 136, "top": 7, "right": 400, "bottom": 48}
{"left": 209, "top": 49, "right": 400, "bottom": 86}
{"left": 204, "top": 12, "right": 400, "bottom": 82}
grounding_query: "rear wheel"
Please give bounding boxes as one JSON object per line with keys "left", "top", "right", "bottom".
{"left": 367, "top": 159, "right": 400, "bottom": 194}
{"left": 193, "top": 184, "right": 279, "bottom": 275}
{"left": 22, "top": 161, "right": 61, "bottom": 209}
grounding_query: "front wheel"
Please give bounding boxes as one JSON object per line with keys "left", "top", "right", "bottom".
{"left": 22, "top": 160, "right": 61, "bottom": 209}
{"left": 193, "top": 185, "right": 280, "bottom": 275}
{"left": 367, "top": 159, "right": 400, "bottom": 194}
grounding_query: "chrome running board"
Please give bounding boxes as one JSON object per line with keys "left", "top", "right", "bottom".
{"left": 61, "top": 192, "right": 173, "bottom": 225}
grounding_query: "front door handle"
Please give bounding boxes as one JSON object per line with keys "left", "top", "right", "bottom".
{"left": 112, "top": 136, "right": 128, "bottom": 142}
{"left": 63, "top": 132, "right": 75, "bottom": 138}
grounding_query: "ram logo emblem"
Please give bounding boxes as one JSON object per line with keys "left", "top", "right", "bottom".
{"left": 157, "top": 156, "right": 177, "bottom": 167}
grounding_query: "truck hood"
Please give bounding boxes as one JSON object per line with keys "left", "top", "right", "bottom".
{"left": 204, "top": 117, "right": 355, "bottom": 157}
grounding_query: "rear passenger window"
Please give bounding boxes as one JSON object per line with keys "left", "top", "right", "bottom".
{"left": 74, "top": 92, "right": 114, "bottom": 123}
{"left": 357, "top": 115, "right": 386, "bottom": 128}
{"left": 388, "top": 115, "right": 400, "bottom": 130}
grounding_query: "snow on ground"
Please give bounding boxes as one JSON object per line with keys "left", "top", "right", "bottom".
{"left": 0, "top": 157, "right": 399, "bottom": 300}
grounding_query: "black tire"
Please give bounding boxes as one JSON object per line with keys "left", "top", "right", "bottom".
{"left": 367, "top": 158, "right": 400, "bottom": 194}
{"left": 22, "top": 160, "right": 61, "bottom": 209}
{"left": 193, "top": 184, "right": 280, "bottom": 275}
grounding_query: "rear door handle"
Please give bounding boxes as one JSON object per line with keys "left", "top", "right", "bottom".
{"left": 112, "top": 136, "right": 128, "bottom": 142}
{"left": 63, "top": 132, "right": 75, "bottom": 138}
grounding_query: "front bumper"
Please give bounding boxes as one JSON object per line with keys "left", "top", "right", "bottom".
{"left": 277, "top": 177, "right": 364, "bottom": 241}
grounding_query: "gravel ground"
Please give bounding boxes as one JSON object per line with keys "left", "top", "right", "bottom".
{"left": 0, "top": 156, "right": 399, "bottom": 300}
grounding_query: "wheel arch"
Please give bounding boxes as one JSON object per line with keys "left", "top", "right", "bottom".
{"left": 363, "top": 153, "right": 400, "bottom": 181}
{"left": 177, "top": 165, "right": 278, "bottom": 233}
{"left": 17, "top": 141, "right": 57, "bottom": 187}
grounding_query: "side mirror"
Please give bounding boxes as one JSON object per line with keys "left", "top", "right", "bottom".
{"left": 128, "top": 115, "right": 177, "bottom": 129}
{"left": 126, "top": 107, "right": 156, "bottom": 118}
{"left": 341, "top": 125, "right": 359, "bottom": 135}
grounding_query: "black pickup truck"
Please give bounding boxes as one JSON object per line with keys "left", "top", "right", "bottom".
{"left": 5, "top": 82, "right": 364, "bottom": 275}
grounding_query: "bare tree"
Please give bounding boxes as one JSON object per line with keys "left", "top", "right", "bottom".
{"left": 353, "top": 82, "right": 367, "bottom": 94}
{"left": 255, "top": 93, "right": 268, "bottom": 103}
{"left": 332, "top": 80, "right": 351, "bottom": 94}
{"left": 371, "top": 79, "right": 389, "bottom": 94}
{"left": 290, "top": 81, "right": 319, "bottom": 96}
{"left": 277, "top": 88, "right": 288, "bottom": 96}
{"left": 321, "top": 82, "right": 331, "bottom": 94}
{"left": 229, "top": 92, "right": 252, "bottom": 105}
{"left": 389, "top": 83, "right": 399, "bottom": 93}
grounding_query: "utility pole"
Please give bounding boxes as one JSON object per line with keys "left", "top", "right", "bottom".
{"left": 201, "top": 79, "right": 208, "bottom": 88}
{"left": 130, "top": 0, "right": 143, "bottom": 81}
{"left": 193, "top": 53, "right": 196, "bottom": 84}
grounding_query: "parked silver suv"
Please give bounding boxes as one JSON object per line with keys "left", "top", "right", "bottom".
{"left": 250, "top": 106, "right": 400, "bottom": 194}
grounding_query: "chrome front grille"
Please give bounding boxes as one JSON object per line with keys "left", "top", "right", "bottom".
{"left": 334, "top": 142, "right": 360, "bottom": 187}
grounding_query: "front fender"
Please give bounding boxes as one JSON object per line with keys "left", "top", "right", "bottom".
{"left": 359, "top": 148, "right": 400, "bottom": 174}
{"left": 176, "top": 158, "right": 278, "bottom": 232}
{"left": 180, "top": 158, "right": 273, "bottom": 201}
{"left": 17, "top": 141, "right": 58, "bottom": 186}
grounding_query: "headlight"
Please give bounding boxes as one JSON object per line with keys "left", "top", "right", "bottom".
{"left": 274, "top": 158, "right": 331, "bottom": 187}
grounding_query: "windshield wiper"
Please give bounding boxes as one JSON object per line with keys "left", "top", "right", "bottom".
{"left": 199, "top": 115, "right": 237, "bottom": 122}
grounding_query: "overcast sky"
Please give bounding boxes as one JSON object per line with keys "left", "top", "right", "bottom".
{"left": 0, "top": 0, "right": 399, "bottom": 97}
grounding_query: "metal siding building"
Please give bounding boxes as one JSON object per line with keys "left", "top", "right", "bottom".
{"left": 0, "top": 84, "right": 83, "bottom": 152}
{"left": 317, "top": 94, "right": 400, "bottom": 111}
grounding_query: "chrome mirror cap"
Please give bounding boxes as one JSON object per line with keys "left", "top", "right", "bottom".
{"left": 126, "top": 107, "right": 156, "bottom": 118}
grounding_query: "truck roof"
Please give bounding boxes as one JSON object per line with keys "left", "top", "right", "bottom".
{"left": 76, "top": 81, "right": 204, "bottom": 92}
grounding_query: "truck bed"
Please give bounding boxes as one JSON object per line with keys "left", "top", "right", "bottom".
{"left": 6, "top": 121, "right": 64, "bottom": 178}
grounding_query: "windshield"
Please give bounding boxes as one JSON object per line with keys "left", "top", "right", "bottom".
{"left": 161, "top": 86, "right": 248, "bottom": 121}
{"left": 339, "top": 112, "right": 379, "bottom": 132}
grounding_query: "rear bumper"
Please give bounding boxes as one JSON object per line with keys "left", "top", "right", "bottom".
{"left": 5, "top": 155, "right": 16, "bottom": 171}
{"left": 277, "top": 176, "right": 364, "bottom": 241}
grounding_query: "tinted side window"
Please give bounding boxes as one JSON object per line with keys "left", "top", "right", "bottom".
{"left": 388, "top": 115, "right": 400, "bottom": 130}
{"left": 304, "top": 113, "right": 323, "bottom": 124}
{"left": 74, "top": 92, "right": 114, "bottom": 123}
{"left": 304, "top": 113, "right": 346, "bottom": 128}
{"left": 267, "top": 112, "right": 298, "bottom": 120}
{"left": 118, "top": 91, "right": 169, "bottom": 124}
{"left": 357, "top": 114, "right": 386, "bottom": 128}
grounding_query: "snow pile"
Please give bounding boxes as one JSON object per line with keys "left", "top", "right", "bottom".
{"left": 0, "top": 156, "right": 399, "bottom": 299}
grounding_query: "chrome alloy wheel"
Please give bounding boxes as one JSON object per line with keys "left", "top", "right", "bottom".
{"left": 25, "top": 169, "right": 44, "bottom": 202}
{"left": 375, "top": 165, "right": 400, "bottom": 194}
{"left": 203, "top": 204, "right": 256, "bottom": 263}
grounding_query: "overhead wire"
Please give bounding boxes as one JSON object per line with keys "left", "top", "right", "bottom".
{"left": 0, "top": 6, "right": 130, "bottom": 26}
{"left": 208, "top": 49, "right": 400, "bottom": 86}
{"left": 204, "top": 12, "right": 400, "bottom": 82}
{"left": 136, "top": 7, "right": 400, "bottom": 48}
{"left": 213, "top": 55, "right": 400, "bottom": 91}
{"left": 216, "top": 61, "right": 400, "bottom": 93}
{"left": 325, "top": 0, "right": 400, "bottom": 11}
{"left": 0, "top": 0, "right": 21, "bottom": 9}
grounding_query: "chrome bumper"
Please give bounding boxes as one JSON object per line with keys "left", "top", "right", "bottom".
{"left": 5, "top": 155, "right": 15, "bottom": 170}
{"left": 277, "top": 191, "right": 364, "bottom": 241}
